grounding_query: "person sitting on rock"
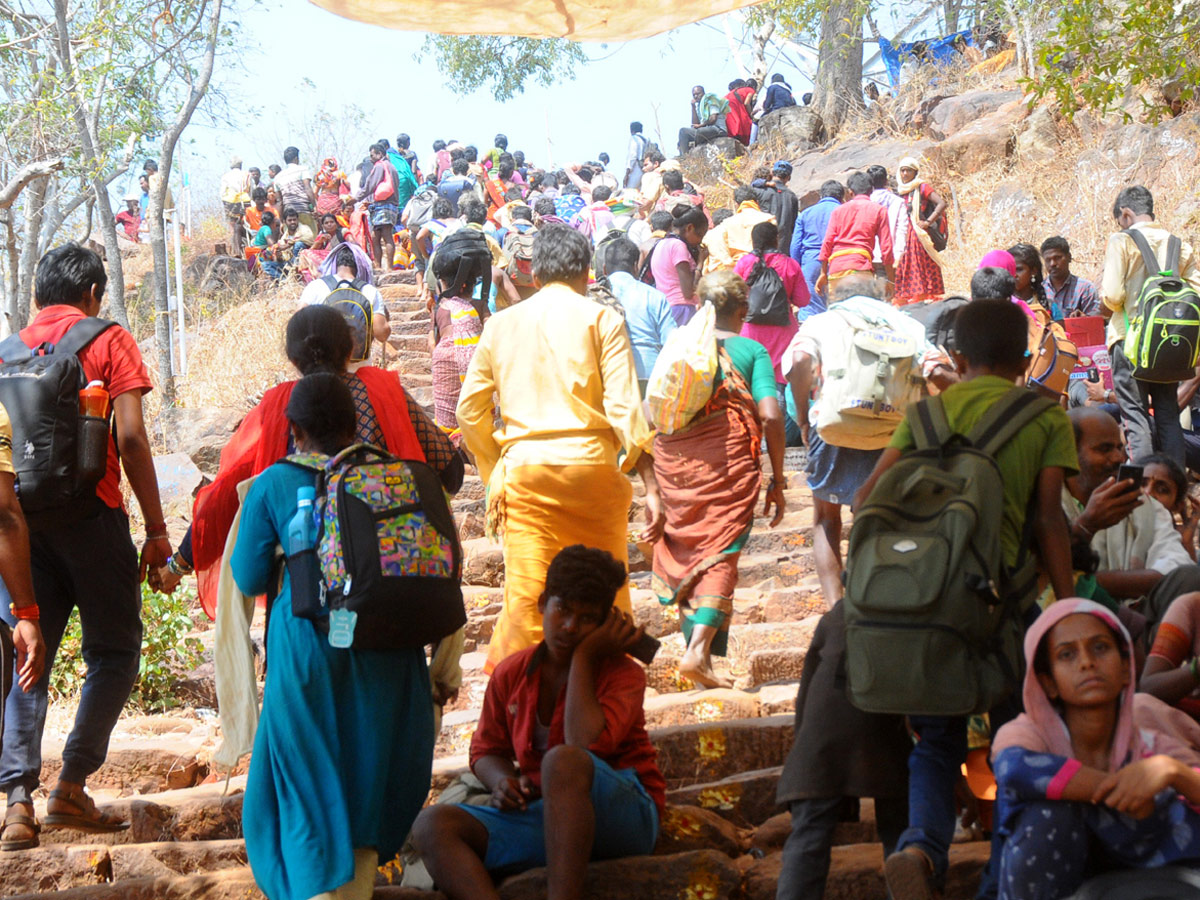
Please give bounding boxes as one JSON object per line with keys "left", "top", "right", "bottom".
{"left": 412, "top": 545, "right": 665, "bottom": 900}
{"left": 677, "top": 84, "right": 729, "bottom": 158}
{"left": 762, "top": 73, "right": 797, "bottom": 114}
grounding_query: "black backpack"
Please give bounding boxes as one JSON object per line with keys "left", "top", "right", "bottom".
{"left": 435, "top": 227, "right": 492, "bottom": 299}
{"left": 903, "top": 295, "right": 969, "bottom": 353}
{"left": 322, "top": 276, "right": 373, "bottom": 362}
{"left": 0, "top": 317, "right": 116, "bottom": 530}
{"left": 745, "top": 255, "right": 792, "bottom": 326}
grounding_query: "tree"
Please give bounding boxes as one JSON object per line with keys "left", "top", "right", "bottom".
{"left": 419, "top": 35, "right": 589, "bottom": 101}
{"left": 1032, "top": 0, "right": 1200, "bottom": 120}
{"left": 146, "top": 0, "right": 225, "bottom": 404}
{"left": 812, "top": 0, "right": 868, "bottom": 133}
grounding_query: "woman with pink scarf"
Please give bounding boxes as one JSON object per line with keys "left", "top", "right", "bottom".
{"left": 991, "top": 599, "right": 1200, "bottom": 899}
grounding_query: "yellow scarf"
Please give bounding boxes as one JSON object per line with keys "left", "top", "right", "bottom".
{"left": 736, "top": 199, "right": 761, "bottom": 214}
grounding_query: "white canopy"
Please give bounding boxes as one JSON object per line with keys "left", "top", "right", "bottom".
{"left": 308, "top": 0, "right": 766, "bottom": 42}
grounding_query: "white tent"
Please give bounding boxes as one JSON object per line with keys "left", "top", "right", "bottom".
{"left": 308, "top": 0, "right": 767, "bottom": 41}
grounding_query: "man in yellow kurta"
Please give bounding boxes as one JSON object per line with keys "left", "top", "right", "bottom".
{"left": 457, "top": 224, "right": 666, "bottom": 673}
{"left": 701, "top": 186, "right": 776, "bottom": 274}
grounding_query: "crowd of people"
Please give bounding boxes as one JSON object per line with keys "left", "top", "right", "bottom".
{"left": 5, "top": 105, "right": 1200, "bottom": 900}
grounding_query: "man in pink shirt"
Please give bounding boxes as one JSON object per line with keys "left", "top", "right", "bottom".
{"left": 816, "top": 171, "right": 894, "bottom": 298}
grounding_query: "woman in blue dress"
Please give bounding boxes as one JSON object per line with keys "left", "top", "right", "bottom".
{"left": 231, "top": 372, "right": 435, "bottom": 900}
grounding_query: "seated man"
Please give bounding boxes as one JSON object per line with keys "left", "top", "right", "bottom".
{"left": 413, "top": 545, "right": 664, "bottom": 900}
{"left": 1064, "top": 407, "right": 1200, "bottom": 629}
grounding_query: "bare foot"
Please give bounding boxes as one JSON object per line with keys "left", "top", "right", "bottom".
{"left": 679, "top": 648, "right": 732, "bottom": 690}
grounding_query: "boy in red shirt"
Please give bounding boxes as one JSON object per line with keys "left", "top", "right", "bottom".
{"left": 0, "top": 244, "right": 170, "bottom": 849}
{"left": 414, "top": 545, "right": 664, "bottom": 900}
{"left": 816, "top": 170, "right": 894, "bottom": 297}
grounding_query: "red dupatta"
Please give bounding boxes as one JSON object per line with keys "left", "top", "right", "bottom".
{"left": 191, "top": 367, "right": 426, "bottom": 618}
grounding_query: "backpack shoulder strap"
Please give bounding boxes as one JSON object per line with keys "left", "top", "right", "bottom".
{"left": 0, "top": 333, "right": 31, "bottom": 361}
{"left": 52, "top": 317, "right": 117, "bottom": 358}
{"left": 1123, "top": 228, "right": 1163, "bottom": 277}
{"left": 909, "top": 396, "right": 953, "bottom": 451}
{"left": 1167, "top": 235, "right": 1183, "bottom": 277}
{"left": 968, "top": 388, "right": 1055, "bottom": 458}
{"left": 322, "top": 274, "right": 339, "bottom": 291}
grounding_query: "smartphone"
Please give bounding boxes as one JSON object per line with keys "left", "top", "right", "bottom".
{"left": 1087, "top": 366, "right": 1100, "bottom": 383}
{"left": 1116, "top": 464, "right": 1144, "bottom": 487}
{"left": 627, "top": 632, "right": 661, "bottom": 665}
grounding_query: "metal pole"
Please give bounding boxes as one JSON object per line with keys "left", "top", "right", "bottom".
{"left": 164, "top": 209, "right": 176, "bottom": 376}
{"left": 172, "top": 212, "right": 187, "bottom": 376}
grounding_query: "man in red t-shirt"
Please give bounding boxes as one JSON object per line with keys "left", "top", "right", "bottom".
{"left": 413, "top": 546, "right": 664, "bottom": 900}
{"left": 0, "top": 244, "right": 171, "bottom": 848}
{"left": 817, "top": 170, "right": 894, "bottom": 298}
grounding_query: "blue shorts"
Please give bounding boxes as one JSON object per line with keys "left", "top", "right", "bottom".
{"left": 805, "top": 431, "right": 882, "bottom": 505}
{"left": 458, "top": 753, "right": 659, "bottom": 873}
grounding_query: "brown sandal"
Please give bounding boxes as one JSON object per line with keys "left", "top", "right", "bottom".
{"left": 43, "top": 788, "right": 128, "bottom": 833}
{"left": 1, "top": 813, "right": 41, "bottom": 851}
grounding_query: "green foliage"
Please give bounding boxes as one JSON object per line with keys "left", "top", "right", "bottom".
{"left": 418, "top": 35, "right": 590, "bottom": 101}
{"left": 49, "top": 582, "right": 205, "bottom": 714}
{"left": 1031, "top": 0, "right": 1200, "bottom": 121}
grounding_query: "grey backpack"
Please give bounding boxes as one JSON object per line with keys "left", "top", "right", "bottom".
{"left": 843, "top": 387, "right": 1054, "bottom": 716}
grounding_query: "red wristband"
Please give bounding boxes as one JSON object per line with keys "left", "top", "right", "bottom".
{"left": 10, "top": 603, "right": 39, "bottom": 621}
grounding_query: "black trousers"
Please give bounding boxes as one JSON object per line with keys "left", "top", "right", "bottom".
{"left": 1111, "top": 340, "right": 1186, "bottom": 468}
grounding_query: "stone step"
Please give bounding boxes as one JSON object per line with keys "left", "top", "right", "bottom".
{"left": 37, "top": 730, "right": 213, "bottom": 797}
{"left": 667, "top": 765, "right": 784, "bottom": 828}
{"left": 388, "top": 333, "right": 432, "bottom": 353}
{"left": 3, "top": 842, "right": 991, "bottom": 900}
{"left": 389, "top": 317, "right": 431, "bottom": 336}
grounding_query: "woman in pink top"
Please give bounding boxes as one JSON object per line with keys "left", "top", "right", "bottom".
{"left": 650, "top": 203, "right": 708, "bottom": 326}
{"left": 735, "top": 221, "right": 810, "bottom": 382}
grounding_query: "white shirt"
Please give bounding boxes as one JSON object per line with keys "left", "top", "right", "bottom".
{"left": 298, "top": 276, "right": 387, "bottom": 317}
{"left": 871, "top": 188, "right": 908, "bottom": 264}
{"left": 1062, "top": 488, "right": 1193, "bottom": 577}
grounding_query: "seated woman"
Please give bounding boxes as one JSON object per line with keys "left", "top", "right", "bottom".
{"left": 159, "top": 305, "right": 463, "bottom": 618}
{"left": 249, "top": 210, "right": 278, "bottom": 274}
{"left": 1140, "top": 590, "right": 1200, "bottom": 719}
{"left": 297, "top": 213, "right": 346, "bottom": 283}
{"left": 992, "top": 599, "right": 1200, "bottom": 900}
{"left": 1140, "top": 453, "right": 1199, "bottom": 561}
{"left": 231, "top": 372, "right": 434, "bottom": 900}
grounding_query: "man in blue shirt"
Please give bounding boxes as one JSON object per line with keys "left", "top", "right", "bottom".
{"left": 790, "top": 180, "right": 844, "bottom": 318}
{"left": 437, "top": 159, "right": 476, "bottom": 210}
{"left": 602, "top": 237, "right": 677, "bottom": 395}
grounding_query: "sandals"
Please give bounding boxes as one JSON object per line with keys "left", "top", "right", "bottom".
{"left": 0, "top": 813, "right": 40, "bottom": 851}
{"left": 42, "top": 788, "right": 129, "bottom": 834}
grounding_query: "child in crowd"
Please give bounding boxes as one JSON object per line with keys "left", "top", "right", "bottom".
{"left": 1139, "top": 452, "right": 1199, "bottom": 560}
{"left": 854, "top": 299, "right": 1077, "bottom": 900}
{"left": 992, "top": 599, "right": 1200, "bottom": 899}
{"left": 413, "top": 545, "right": 664, "bottom": 900}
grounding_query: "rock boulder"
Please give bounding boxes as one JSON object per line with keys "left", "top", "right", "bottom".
{"left": 758, "top": 106, "right": 825, "bottom": 152}
{"left": 927, "top": 89, "right": 1023, "bottom": 139}
{"left": 152, "top": 407, "right": 241, "bottom": 478}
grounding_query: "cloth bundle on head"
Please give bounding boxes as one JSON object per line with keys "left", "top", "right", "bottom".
{"left": 318, "top": 241, "right": 374, "bottom": 284}
{"left": 978, "top": 249, "right": 1017, "bottom": 275}
{"left": 897, "top": 156, "right": 922, "bottom": 174}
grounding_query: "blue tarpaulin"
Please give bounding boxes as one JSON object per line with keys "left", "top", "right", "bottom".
{"left": 879, "top": 29, "right": 974, "bottom": 87}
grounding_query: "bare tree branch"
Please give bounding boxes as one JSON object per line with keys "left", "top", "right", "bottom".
{"left": 0, "top": 157, "right": 65, "bottom": 210}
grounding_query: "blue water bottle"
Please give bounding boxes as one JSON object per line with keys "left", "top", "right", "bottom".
{"left": 287, "top": 487, "right": 316, "bottom": 555}
{"left": 285, "top": 486, "right": 324, "bottom": 619}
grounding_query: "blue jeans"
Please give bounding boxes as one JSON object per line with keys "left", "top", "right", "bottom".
{"left": 798, "top": 257, "right": 826, "bottom": 321}
{"left": 0, "top": 505, "right": 142, "bottom": 805}
{"left": 777, "top": 383, "right": 804, "bottom": 447}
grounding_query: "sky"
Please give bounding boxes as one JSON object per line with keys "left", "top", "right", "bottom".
{"left": 167, "top": 0, "right": 941, "bottom": 219}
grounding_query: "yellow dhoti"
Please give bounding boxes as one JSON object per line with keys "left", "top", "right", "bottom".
{"left": 485, "top": 463, "right": 633, "bottom": 672}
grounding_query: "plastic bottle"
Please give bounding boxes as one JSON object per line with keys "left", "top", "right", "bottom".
{"left": 287, "top": 486, "right": 317, "bottom": 556}
{"left": 77, "top": 380, "right": 110, "bottom": 486}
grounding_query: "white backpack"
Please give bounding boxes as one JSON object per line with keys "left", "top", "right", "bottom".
{"left": 815, "top": 306, "right": 924, "bottom": 449}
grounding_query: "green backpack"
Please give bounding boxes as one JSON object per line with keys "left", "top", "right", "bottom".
{"left": 1122, "top": 228, "right": 1200, "bottom": 383}
{"left": 842, "top": 388, "right": 1054, "bottom": 717}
